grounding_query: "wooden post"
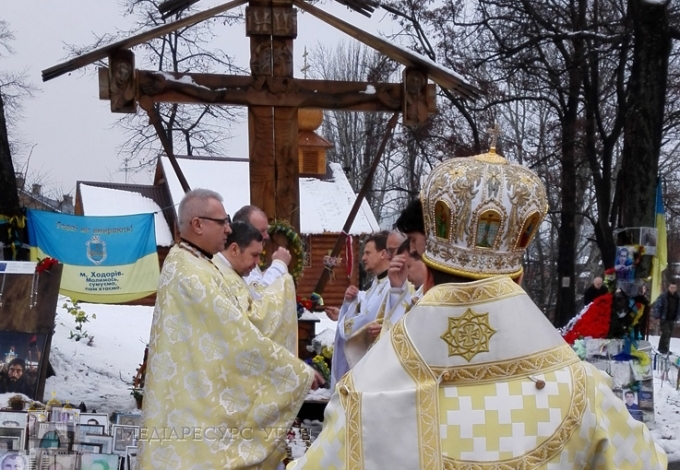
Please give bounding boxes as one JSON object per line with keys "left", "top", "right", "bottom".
{"left": 313, "top": 113, "right": 399, "bottom": 296}
{"left": 247, "top": 0, "right": 300, "bottom": 231}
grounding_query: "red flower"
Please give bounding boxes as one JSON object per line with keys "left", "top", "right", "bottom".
{"left": 563, "top": 293, "right": 612, "bottom": 344}
{"left": 36, "top": 257, "right": 59, "bottom": 273}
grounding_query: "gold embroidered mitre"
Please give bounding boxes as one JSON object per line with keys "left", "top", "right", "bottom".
{"left": 420, "top": 148, "right": 547, "bottom": 279}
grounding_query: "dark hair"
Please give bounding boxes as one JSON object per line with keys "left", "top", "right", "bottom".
{"left": 395, "top": 199, "right": 424, "bottom": 235}
{"left": 226, "top": 220, "right": 263, "bottom": 250}
{"left": 670, "top": 280, "right": 677, "bottom": 286}
{"left": 365, "top": 230, "right": 390, "bottom": 252}
{"left": 8, "top": 358, "right": 25, "bottom": 370}
{"left": 624, "top": 390, "right": 635, "bottom": 397}
{"left": 233, "top": 205, "right": 265, "bottom": 224}
{"left": 397, "top": 239, "right": 410, "bottom": 255}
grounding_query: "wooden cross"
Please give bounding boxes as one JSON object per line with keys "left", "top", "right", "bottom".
{"left": 43, "top": 0, "right": 479, "bottom": 233}
{"left": 487, "top": 122, "right": 502, "bottom": 151}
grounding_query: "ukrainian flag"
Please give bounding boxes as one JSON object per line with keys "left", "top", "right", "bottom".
{"left": 651, "top": 180, "right": 667, "bottom": 304}
{"left": 26, "top": 210, "right": 159, "bottom": 303}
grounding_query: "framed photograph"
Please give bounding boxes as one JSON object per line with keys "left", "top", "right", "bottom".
{"left": 42, "top": 453, "right": 77, "bottom": 470}
{"left": 49, "top": 408, "right": 79, "bottom": 425}
{"left": 0, "top": 435, "right": 22, "bottom": 451}
{"left": 72, "top": 442, "right": 102, "bottom": 454}
{"left": 76, "top": 424, "right": 105, "bottom": 441}
{"left": 640, "top": 227, "right": 657, "bottom": 255}
{"left": 80, "top": 453, "right": 120, "bottom": 470}
{"left": 111, "top": 425, "right": 139, "bottom": 455}
{"left": 34, "top": 446, "right": 69, "bottom": 470}
{"left": 28, "top": 411, "right": 47, "bottom": 438}
{"left": 80, "top": 435, "right": 113, "bottom": 455}
{"left": 36, "top": 422, "right": 69, "bottom": 449}
{"left": 623, "top": 388, "right": 644, "bottom": 422}
{"left": 0, "top": 425, "right": 25, "bottom": 452}
{"left": 79, "top": 413, "right": 109, "bottom": 434}
{"left": 0, "top": 411, "right": 27, "bottom": 429}
{"left": 0, "top": 451, "right": 28, "bottom": 469}
{"left": 615, "top": 245, "right": 636, "bottom": 282}
{"left": 126, "top": 445, "right": 138, "bottom": 470}
{"left": 0, "top": 331, "right": 49, "bottom": 400}
{"left": 115, "top": 413, "right": 142, "bottom": 428}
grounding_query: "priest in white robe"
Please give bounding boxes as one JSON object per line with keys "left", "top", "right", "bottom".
{"left": 330, "top": 231, "right": 394, "bottom": 388}
{"left": 139, "top": 190, "right": 319, "bottom": 470}
{"left": 345, "top": 239, "right": 426, "bottom": 365}
{"left": 291, "top": 147, "right": 666, "bottom": 469}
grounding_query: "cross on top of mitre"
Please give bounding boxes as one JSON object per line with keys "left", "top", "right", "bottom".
{"left": 487, "top": 123, "right": 502, "bottom": 153}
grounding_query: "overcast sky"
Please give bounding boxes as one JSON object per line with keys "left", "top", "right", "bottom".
{"left": 2, "top": 0, "right": 396, "bottom": 199}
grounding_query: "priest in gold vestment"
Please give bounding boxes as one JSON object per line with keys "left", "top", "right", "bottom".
{"left": 139, "top": 189, "right": 317, "bottom": 470}
{"left": 290, "top": 147, "right": 666, "bottom": 469}
{"left": 213, "top": 220, "right": 298, "bottom": 354}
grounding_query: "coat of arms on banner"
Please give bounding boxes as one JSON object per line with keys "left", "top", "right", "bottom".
{"left": 86, "top": 236, "right": 107, "bottom": 265}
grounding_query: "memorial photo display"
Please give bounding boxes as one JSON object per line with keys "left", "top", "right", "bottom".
{"left": 0, "top": 331, "right": 47, "bottom": 400}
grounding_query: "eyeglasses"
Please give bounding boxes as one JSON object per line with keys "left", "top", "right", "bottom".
{"left": 197, "top": 215, "right": 231, "bottom": 226}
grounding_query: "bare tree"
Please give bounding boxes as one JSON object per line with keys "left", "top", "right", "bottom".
{"left": 0, "top": 20, "right": 35, "bottom": 259}
{"left": 311, "top": 42, "right": 401, "bottom": 222}
{"left": 67, "top": 0, "right": 243, "bottom": 173}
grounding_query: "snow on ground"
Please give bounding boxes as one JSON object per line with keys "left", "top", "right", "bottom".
{"left": 649, "top": 335, "right": 680, "bottom": 461}
{"left": 25, "top": 300, "right": 680, "bottom": 461}
{"left": 44, "top": 297, "right": 153, "bottom": 413}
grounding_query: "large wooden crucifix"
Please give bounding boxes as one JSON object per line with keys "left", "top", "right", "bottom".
{"left": 43, "top": 0, "right": 478, "bottom": 233}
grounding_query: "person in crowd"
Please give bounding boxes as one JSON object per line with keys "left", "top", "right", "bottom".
{"left": 653, "top": 280, "right": 680, "bottom": 354}
{"left": 139, "top": 189, "right": 320, "bottom": 470}
{"left": 330, "top": 231, "right": 393, "bottom": 388}
{"left": 344, "top": 231, "right": 407, "bottom": 368}
{"left": 583, "top": 276, "right": 609, "bottom": 306}
{"left": 291, "top": 146, "right": 666, "bottom": 469}
{"left": 232, "top": 205, "right": 291, "bottom": 297}
{"left": 214, "top": 220, "right": 300, "bottom": 354}
{"left": 395, "top": 198, "right": 426, "bottom": 257}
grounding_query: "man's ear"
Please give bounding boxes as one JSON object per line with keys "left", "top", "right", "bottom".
{"left": 190, "top": 217, "right": 203, "bottom": 235}
{"left": 225, "top": 242, "right": 238, "bottom": 256}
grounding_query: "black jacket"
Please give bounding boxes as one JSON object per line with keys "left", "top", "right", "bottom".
{"left": 583, "top": 284, "right": 609, "bottom": 306}
{"left": 653, "top": 291, "right": 680, "bottom": 321}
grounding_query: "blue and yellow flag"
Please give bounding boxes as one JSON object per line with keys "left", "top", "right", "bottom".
{"left": 651, "top": 181, "right": 667, "bottom": 304}
{"left": 26, "top": 209, "right": 159, "bottom": 303}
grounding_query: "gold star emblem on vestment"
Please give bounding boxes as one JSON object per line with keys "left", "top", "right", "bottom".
{"left": 440, "top": 309, "right": 496, "bottom": 361}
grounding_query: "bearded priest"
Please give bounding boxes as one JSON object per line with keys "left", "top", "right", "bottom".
{"left": 289, "top": 146, "right": 666, "bottom": 469}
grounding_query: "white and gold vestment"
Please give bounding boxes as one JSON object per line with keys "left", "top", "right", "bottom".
{"left": 345, "top": 282, "right": 423, "bottom": 368}
{"left": 214, "top": 253, "right": 298, "bottom": 354}
{"left": 139, "top": 243, "right": 314, "bottom": 469}
{"left": 331, "top": 274, "right": 390, "bottom": 388}
{"left": 290, "top": 276, "right": 667, "bottom": 470}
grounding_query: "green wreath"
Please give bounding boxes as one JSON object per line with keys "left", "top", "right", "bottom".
{"left": 265, "top": 220, "right": 304, "bottom": 281}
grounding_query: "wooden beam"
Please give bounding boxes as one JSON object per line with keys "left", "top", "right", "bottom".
{"left": 41, "top": 0, "right": 248, "bottom": 82}
{"left": 291, "top": 0, "right": 480, "bottom": 100}
{"left": 104, "top": 69, "right": 437, "bottom": 113}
